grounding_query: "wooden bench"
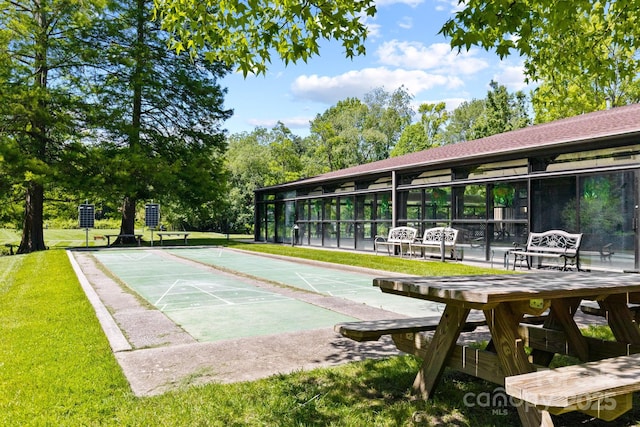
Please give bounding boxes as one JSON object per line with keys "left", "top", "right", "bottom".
{"left": 334, "top": 316, "right": 487, "bottom": 342}
{"left": 157, "top": 232, "right": 189, "bottom": 245}
{"left": 105, "top": 234, "right": 143, "bottom": 247}
{"left": 411, "top": 227, "right": 461, "bottom": 260}
{"left": 374, "top": 226, "right": 417, "bottom": 257}
{"left": 580, "top": 300, "right": 640, "bottom": 324}
{"left": 505, "top": 353, "right": 640, "bottom": 421}
{"left": 508, "top": 230, "right": 582, "bottom": 271}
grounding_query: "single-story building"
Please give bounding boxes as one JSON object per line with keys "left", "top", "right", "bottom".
{"left": 254, "top": 104, "right": 640, "bottom": 271}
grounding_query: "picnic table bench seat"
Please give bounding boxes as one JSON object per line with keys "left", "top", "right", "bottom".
{"left": 411, "top": 227, "right": 461, "bottom": 260}
{"left": 508, "top": 230, "right": 582, "bottom": 271}
{"left": 374, "top": 226, "right": 417, "bottom": 257}
{"left": 334, "top": 316, "right": 487, "bottom": 342}
{"left": 505, "top": 353, "right": 640, "bottom": 421}
{"left": 580, "top": 300, "right": 640, "bottom": 324}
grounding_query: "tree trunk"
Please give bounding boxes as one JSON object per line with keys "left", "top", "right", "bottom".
{"left": 116, "top": 196, "right": 138, "bottom": 244}
{"left": 18, "top": 182, "right": 47, "bottom": 253}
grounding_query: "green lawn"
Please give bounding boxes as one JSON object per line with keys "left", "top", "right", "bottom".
{"left": 1, "top": 233, "right": 640, "bottom": 426}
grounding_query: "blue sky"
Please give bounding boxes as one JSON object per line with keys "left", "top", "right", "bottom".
{"left": 220, "top": 0, "right": 531, "bottom": 137}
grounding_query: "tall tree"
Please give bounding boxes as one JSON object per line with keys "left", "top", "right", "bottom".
{"left": 309, "top": 98, "right": 370, "bottom": 171}
{"left": 392, "top": 102, "right": 448, "bottom": 156}
{"left": 85, "top": 0, "right": 231, "bottom": 242}
{"left": 154, "top": 0, "right": 376, "bottom": 76}
{"left": 440, "top": 1, "right": 640, "bottom": 121}
{"left": 363, "top": 86, "right": 413, "bottom": 160}
{"left": 442, "top": 99, "right": 486, "bottom": 144}
{"left": 472, "top": 81, "right": 530, "bottom": 138}
{"left": 0, "top": 0, "right": 103, "bottom": 253}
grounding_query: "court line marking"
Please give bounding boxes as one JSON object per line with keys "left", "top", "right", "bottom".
{"left": 189, "top": 284, "right": 234, "bottom": 305}
{"left": 295, "top": 272, "right": 321, "bottom": 293}
{"left": 155, "top": 279, "right": 180, "bottom": 306}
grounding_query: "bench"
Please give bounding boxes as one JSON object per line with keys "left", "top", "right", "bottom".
{"left": 508, "top": 230, "right": 582, "bottom": 271}
{"left": 374, "top": 226, "right": 417, "bottom": 257}
{"left": 105, "top": 234, "right": 143, "bottom": 247}
{"left": 579, "top": 300, "right": 640, "bottom": 324}
{"left": 411, "top": 227, "right": 460, "bottom": 260}
{"left": 599, "top": 243, "right": 614, "bottom": 261}
{"left": 157, "top": 232, "right": 190, "bottom": 245}
{"left": 334, "top": 316, "right": 487, "bottom": 342}
{"left": 505, "top": 353, "right": 640, "bottom": 421}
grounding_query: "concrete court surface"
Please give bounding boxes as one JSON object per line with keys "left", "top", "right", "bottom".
{"left": 70, "top": 247, "right": 606, "bottom": 398}
{"left": 69, "top": 248, "right": 421, "bottom": 396}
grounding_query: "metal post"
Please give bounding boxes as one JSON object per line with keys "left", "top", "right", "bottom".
{"left": 440, "top": 229, "right": 445, "bottom": 262}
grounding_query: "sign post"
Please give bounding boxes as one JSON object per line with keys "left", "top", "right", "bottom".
{"left": 145, "top": 203, "right": 160, "bottom": 246}
{"left": 78, "top": 203, "right": 95, "bottom": 248}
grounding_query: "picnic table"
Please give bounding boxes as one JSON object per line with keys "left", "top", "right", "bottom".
{"left": 374, "top": 272, "right": 640, "bottom": 427}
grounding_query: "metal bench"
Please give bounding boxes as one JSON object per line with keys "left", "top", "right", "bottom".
{"left": 505, "top": 353, "right": 640, "bottom": 421}
{"left": 374, "top": 226, "right": 417, "bottom": 257}
{"left": 508, "top": 230, "right": 582, "bottom": 270}
{"left": 411, "top": 227, "right": 460, "bottom": 260}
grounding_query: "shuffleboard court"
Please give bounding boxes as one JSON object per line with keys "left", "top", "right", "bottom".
{"left": 92, "top": 251, "right": 357, "bottom": 341}
{"left": 167, "top": 247, "right": 444, "bottom": 317}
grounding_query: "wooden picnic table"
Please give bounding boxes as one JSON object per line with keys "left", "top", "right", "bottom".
{"left": 374, "top": 272, "right": 640, "bottom": 427}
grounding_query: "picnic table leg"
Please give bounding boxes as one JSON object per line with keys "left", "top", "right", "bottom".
{"left": 601, "top": 295, "right": 640, "bottom": 345}
{"left": 485, "top": 303, "right": 554, "bottom": 427}
{"left": 412, "top": 304, "right": 470, "bottom": 399}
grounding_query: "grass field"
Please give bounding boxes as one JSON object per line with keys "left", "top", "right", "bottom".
{"left": 1, "top": 230, "right": 640, "bottom": 426}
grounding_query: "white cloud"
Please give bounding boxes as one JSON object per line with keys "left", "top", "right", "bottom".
{"left": 492, "top": 62, "right": 529, "bottom": 91}
{"left": 398, "top": 16, "right": 413, "bottom": 30}
{"left": 247, "top": 117, "right": 312, "bottom": 130}
{"left": 291, "top": 67, "right": 464, "bottom": 104}
{"left": 376, "top": 0, "right": 424, "bottom": 7}
{"left": 435, "top": 0, "right": 466, "bottom": 12}
{"left": 376, "top": 40, "right": 489, "bottom": 75}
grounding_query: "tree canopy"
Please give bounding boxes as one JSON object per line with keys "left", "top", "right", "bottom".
{"left": 441, "top": 1, "right": 640, "bottom": 121}
{"left": 153, "top": 0, "right": 376, "bottom": 75}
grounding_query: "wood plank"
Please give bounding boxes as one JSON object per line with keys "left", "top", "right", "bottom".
{"left": 334, "top": 316, "right": 486, "bottom": 342}
{"left": 375, "top": 272, "right": 640, "bottom": 306}
{"left": 412, "top": 304, "right": 470, "bottom": 399}
{"left": 601, "top": 294, "right": 640, "bottom": 345}
{"left": 334, "top": 317, "right": 441, "bottom": 342}
{"left": 549, "top": 298, "right": 590, "bottom": 362}
{"left": 391, "top": 333, "right": 505, "bottom": 385}
{"left": 505, "top": 354, "right": 640, "bottom": 420}
{"left": 485, "top": 303, "right": 551, "bottom": 427}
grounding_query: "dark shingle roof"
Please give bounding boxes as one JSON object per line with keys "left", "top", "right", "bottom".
{"left": 267, "top": 104, "right": 640, "bottom": 189}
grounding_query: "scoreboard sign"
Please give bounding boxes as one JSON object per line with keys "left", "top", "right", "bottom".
{"left": 79, "top": 204, "right": 95, "bottom": 229}
{"left": 145, "top": 203, "right": 160, "bottom": 228}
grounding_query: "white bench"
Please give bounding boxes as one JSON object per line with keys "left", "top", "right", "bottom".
{"left": 411, "top": 227, "right": 460, "bottom": 260}
{"left": 509, "top": 230, "right": 582, "bottom": 270}
{"left": 505, "top": 353, "right": 640, "bottom": 421}
{"left": 374, "top": 226, "right": 417, "bottom": 257}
